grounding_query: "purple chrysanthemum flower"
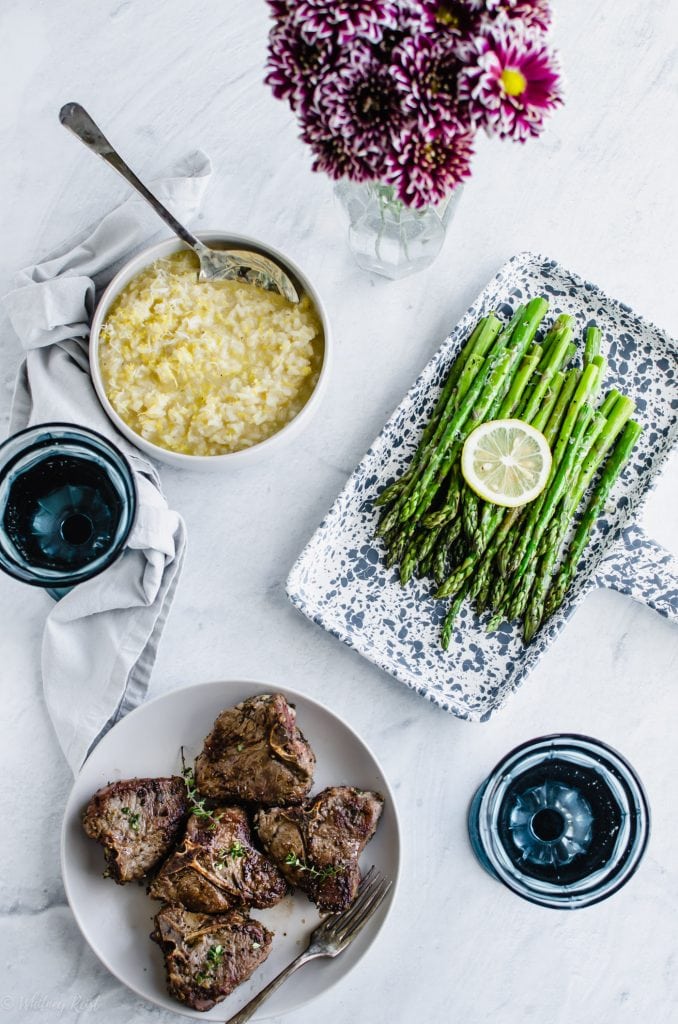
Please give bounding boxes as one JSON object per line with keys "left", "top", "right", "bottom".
{"left": 265, "top": 0, "right": 292, "bottom": 16}
{"left": 387, "top": 123, "right": 474, "bottom": 207}
{"left": 465, "top": 0, "right": 506, "bottom": 9}
{"left": 394, "top": 0, "right": 440, "bottom": 33}
{"left": 265, "top": 0, "right": 560, "bottom": 207}
{"left": 466, "top": 0, "right": 552, "bottom": 31}
{"left": 291, "top": 0, "right": 400, "bottom": 46}
{"left": 300, "top": 113, "right": 372, "bottom": 182}
{"left": 458, "top": 21, "right": 561, "bottom": 141}
{"left": 265, "top": 15, "right": 335, "bottom": 112}
{"left": 417, "top": 1, "right": 484, "bottom": 35}
{"left": 504, "top": 1, "right": 552, "bottom": 30}
{"left": 300, "top": 49, "right": 410, "bottom": 180}
{"left": 392, "top": 33, "right": 469, "bottom": 129}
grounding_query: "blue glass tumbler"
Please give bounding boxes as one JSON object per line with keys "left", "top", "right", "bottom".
{"left": 0, "top": 423, "right": 136, "bottom": 598}
{"left": 468, "top": 734, "right": 650, "bottom": 909}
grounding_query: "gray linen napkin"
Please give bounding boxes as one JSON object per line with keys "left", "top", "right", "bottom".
{"left": 2, "top": 151, "right": 212, "bottom": 771}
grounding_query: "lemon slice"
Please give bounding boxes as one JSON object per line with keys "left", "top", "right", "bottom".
{"left": 461, "top": 419, "right": 552, "bottom": 507}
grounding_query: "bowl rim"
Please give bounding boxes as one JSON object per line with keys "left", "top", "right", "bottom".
{"left": 89, "top": 230, "right": 331, "bottom": 467}
{"left": 468, "top": 732, "right": 651, "bottom": 910}
{"left": 0, "top": 421, "right": 137, "bottom": 588}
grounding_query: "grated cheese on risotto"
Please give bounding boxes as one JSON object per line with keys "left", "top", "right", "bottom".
{"left": 98, "top": 251, "right": 323, "bottom": 456}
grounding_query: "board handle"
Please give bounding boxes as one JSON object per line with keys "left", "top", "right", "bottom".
{"left": 597, "top": 524, "right": 678, "bottom": 624}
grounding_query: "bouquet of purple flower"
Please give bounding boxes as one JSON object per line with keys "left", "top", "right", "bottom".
{"left": 266, "top": 1, "right": 562, "bottom": 209}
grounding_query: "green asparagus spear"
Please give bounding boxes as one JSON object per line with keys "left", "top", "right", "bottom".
{"left": 401, "top": 311, "right": 522, "bottom": 524}
{"left": 377, "top": 313, "right": 508, "bottom": 531}
{"left": 537, "top": 315, "right": 575, "bottom": 371}
{"left": 542, "top": 368, "right": 581, "bottom": 445}
{"left": 541, "top": 420, "right": 642, "bottom": 621}
{"left": 422, "top": 467, "right": 461, "bottom": 529}
{"left": 519, "top": 326, "right": 574, "bottom": 424}
{"left": 441, "top": 587, "right": 469, "bottom": 650}
{"left": 584, "top": 325, "right": 602, "bottom": 367}
{"left": 470, "top": 357, "right": 559, "bottom": 552}
{"left": 492, "top": 369, "right": 579, "bottom": 581}
{"left": 497, "top": 348, "right": 542, "bottom": 419}
{"left": 501, "top": 362, "right": 602, "bottom": 577}
{"left": 490, "top": 406, "right": 605, "bottom": 627}
{"left": 453, "top": 314, "right": 508, "bottom": 405}
{"left": 453, "top": 335, "right": 540, "bottom": 545}
{"left": 522, "top": 396, "right": 638, "bottom": 639}
{"left": 461, "top": 486, "right": 479, "bottom": 539}
{"left": 473, "top": 363, "right": 567, "bottom": 554}
{"left": 400, "top": 523, "right": 443, "bottom": 585}
{"left": 430, "top": 517, "right": 463, "bottom": 584}
{"left": 375, "top": 315, "right": 504, "bottom": 509}
{"left": 531, "top": 371, "right": 565, "bottom": 433}
{"left": 402, "top": 298, "right": 549, "bottom": 524}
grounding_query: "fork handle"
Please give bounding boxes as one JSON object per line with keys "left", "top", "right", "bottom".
{"left": 59, "top": 102, "right": 205, "bottom": 256}
{"left": 224, "top": 950, "right": 318, "bottom": 1024}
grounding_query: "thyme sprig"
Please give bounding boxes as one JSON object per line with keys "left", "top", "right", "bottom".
{"left": 195, "top": 944, "right": 225, "bottom": 986}
{"left": 284, "top": 852, "right": 343, "bottom": 881}
{"left": 120, "top": 806, "right": 141, "bottom": 832}
{"left": 214, "top": 841, "right": 246, "bottom": 870}
{"left": 180, "top": 748, "right": 222, "bottom": 831}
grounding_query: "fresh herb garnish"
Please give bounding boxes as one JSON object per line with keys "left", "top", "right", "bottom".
{"left": 284, "top": 852, "right": 343, "bottom": 880}
{"left": 195, "top": 944, "right": 226, "bottom": 987}
{"left": 214, "top": 841, "right": 246, "bottom": 870}
{"left": 207, "top": 944, "right": 225, "bottom": 967}
{"left": 180, "top": 748, "right": 222, "bottom": 831}
{"left": 120, "top": 807, "right": 141, "bottom": 832}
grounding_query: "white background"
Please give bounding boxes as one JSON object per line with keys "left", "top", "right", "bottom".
{"left": 1, "top": 2, "right": 677, "bottom": 1023}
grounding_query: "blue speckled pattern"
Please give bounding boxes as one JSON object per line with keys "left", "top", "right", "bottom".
{"left": 287, "top": 253, "right": 678, "bottom": 720}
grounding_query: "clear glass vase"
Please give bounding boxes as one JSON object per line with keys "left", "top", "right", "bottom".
{"left": 335, "top": 180, "right": 462, "bottom": 280}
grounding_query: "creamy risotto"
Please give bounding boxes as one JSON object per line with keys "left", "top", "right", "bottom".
{"left": 98, "top": 251, "right": 323, "bottom": 456}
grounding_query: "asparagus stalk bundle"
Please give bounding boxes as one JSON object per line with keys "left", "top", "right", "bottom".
{"left": 374, "top": 300, "right": 642, "bottom": 649}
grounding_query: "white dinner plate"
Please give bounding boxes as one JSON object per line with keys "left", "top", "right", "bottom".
{"left": 61, "top": 680, "right": 401, "bottom": 1020}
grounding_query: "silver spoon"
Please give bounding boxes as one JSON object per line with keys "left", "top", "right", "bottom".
{"left": 59, "top": 102, "right": 300, "bottom": 303}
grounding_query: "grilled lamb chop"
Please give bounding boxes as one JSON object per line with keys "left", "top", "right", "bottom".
{"left": 148, "top": 806, "right": 287, "bottom": 913}
{"left": 256, "top": 785, "right": 384, "bottom": 912}
{"left": 82, "top": 777, "right": 188, "bottom": 883}
{"left": 195, "top": 693, "right": 315, "bottom": 805}
{"left": 151, "top": 904, "right": 272, "bottom": 1012}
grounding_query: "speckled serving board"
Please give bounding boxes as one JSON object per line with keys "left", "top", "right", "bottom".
{"left": 287, "top": 253, "right": 678, "bottom": 720}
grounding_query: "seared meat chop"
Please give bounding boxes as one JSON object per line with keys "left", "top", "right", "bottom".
{"left": 195, "top": 693, "right": 315, "bottom": 805}
{"left": 82, "top": 777, "right": 188, "bottom": 883}
{"left": 256, "top": 785, "right": 384, "bottom": 912}
{"left": 151, "top": 904, "right": 272, "bottom": 1012}
{"left": 149, "top": 806, "right": 287, "bottom": 913}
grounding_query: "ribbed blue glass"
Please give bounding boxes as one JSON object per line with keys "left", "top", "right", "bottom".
{"left": 0, "top": 423, "right": 136, "bottom": 593}
{"left": 468, "top": 734, "right": 650, "bottom": 909}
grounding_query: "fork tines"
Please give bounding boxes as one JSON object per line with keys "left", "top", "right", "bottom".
{"left": 324, "top": 867, "right": 392, "bottom": 945}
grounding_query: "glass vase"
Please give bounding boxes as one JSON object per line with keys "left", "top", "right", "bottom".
{"left": 335, "top": 180, "right": 462, "bottom": 280}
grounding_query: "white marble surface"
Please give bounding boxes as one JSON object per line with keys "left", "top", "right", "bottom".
{"left": 1, "top": 2, "right": 677, "bottom": 1023}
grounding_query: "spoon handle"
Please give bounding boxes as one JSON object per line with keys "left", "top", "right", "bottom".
{"left": 59, "top": 102, "right": 204, "bottom": 254}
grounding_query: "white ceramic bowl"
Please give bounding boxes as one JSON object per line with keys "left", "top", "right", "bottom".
{"left": 89, "top": 232, "right": 331, "bottom": 471}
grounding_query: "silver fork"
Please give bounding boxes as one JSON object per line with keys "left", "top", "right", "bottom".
{"left": 58, "top": 102, "right": 300, "bottom": 304}
{"left": 225, "top": 867, "right": 392, "bottom": 1024}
